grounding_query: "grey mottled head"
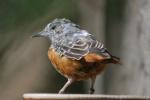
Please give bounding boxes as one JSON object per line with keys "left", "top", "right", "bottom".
{"left": 32, "top": 18, "right": 77, "bottom": 41}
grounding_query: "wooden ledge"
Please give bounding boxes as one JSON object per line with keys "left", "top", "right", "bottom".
{"left": 23, "top": 93, "right": 150, "bottom": 100}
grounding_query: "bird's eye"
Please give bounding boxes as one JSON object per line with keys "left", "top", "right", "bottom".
{"left": 51, "top": 25, "right": 56, "bottom": 30}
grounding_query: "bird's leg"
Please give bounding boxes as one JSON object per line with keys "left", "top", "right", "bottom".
{"left": 59, "top": 78, "right": 74, "bottom": 94}
{"left": 89, "top": 76, "right": 96, "bottom": 94}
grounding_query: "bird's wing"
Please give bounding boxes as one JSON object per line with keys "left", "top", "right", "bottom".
{"left": 56, "top": 30, "right": 111, "bottom": 60}
{"left": 57, "top": 36, "right": 90, "bottom": 60}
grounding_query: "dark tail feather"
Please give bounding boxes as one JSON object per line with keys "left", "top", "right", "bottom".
{"left": 101, "top": 49, "right": 121, "bottom": 64}
{"left": 111, "top": 56, "right": 121, "bottom": 64}
{"left": 102, "top": 56, "right": 121, "bottom": 64}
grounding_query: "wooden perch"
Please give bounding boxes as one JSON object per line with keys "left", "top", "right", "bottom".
{"left": 23, "top": 93, "right": 150, "bottom": 100}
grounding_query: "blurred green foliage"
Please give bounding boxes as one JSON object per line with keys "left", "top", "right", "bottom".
{"left": 0, "top": 0, "right": 85, "bottom": 95}
{"left": 0, "top": 0, "right": 78, "bottom": 33}
{"left": 0, "top": 0, "right": 79, "bottom": 59}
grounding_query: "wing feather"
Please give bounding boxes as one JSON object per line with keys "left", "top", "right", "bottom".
{"left": 60, "top": 38, "right": 89, "bottom": 60}
{"left": 54, "top": 30, "right": 111, "bottom": 60}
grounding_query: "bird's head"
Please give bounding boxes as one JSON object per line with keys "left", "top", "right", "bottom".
{"left": 32, "top": 18, "right": 73, "bottom": 40}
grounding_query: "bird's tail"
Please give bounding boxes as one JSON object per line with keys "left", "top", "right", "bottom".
{"left": 102, "top": 56, "right": 121, "bottom": 65}
{"left": 110, "top": 56, "right": 121, "bottom": 64}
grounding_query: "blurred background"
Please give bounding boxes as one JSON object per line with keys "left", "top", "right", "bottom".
{"left": 0, "top": 0, "right": 150, "bottom": 100}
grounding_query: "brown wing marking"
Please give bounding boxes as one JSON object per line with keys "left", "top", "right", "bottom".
{"left": 83, "top": 53, "right": 106, "bottom": 63}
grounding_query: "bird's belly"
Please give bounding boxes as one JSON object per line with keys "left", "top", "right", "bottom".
{"left": 48, "top": 48, "right": 106, "bottom": 80}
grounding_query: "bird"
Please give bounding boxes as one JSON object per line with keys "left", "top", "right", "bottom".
{"left": 32, "top": 18, "right": 121, "bottom": 94}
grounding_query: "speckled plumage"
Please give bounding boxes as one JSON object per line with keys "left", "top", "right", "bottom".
{"left": 32, "top": 18, "right": 120, "bottom": 94}
{"left": 42, "top": 18, "right": 111, "bottom": 60}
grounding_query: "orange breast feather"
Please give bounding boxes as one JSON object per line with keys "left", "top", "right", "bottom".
{"left": 48, "top": 48, "right": 106, "bottom": 80}
{"left": 48, "top": 48, "right": 82, "bottom": 76}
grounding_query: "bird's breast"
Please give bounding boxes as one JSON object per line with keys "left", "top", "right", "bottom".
{"left": 48, "top": 48, "right": 107, "bottom": 80}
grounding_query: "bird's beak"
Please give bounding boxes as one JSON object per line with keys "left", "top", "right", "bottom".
{"left": 32, "top": 31, "right": 45, "bottom": 38}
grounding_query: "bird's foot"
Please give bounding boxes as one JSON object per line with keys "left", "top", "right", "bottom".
{"left": 58, "top": 90, "right": 65, "bottom": 94}
{"left": 89, "top": 88, "right": 95, "bottom": 94}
